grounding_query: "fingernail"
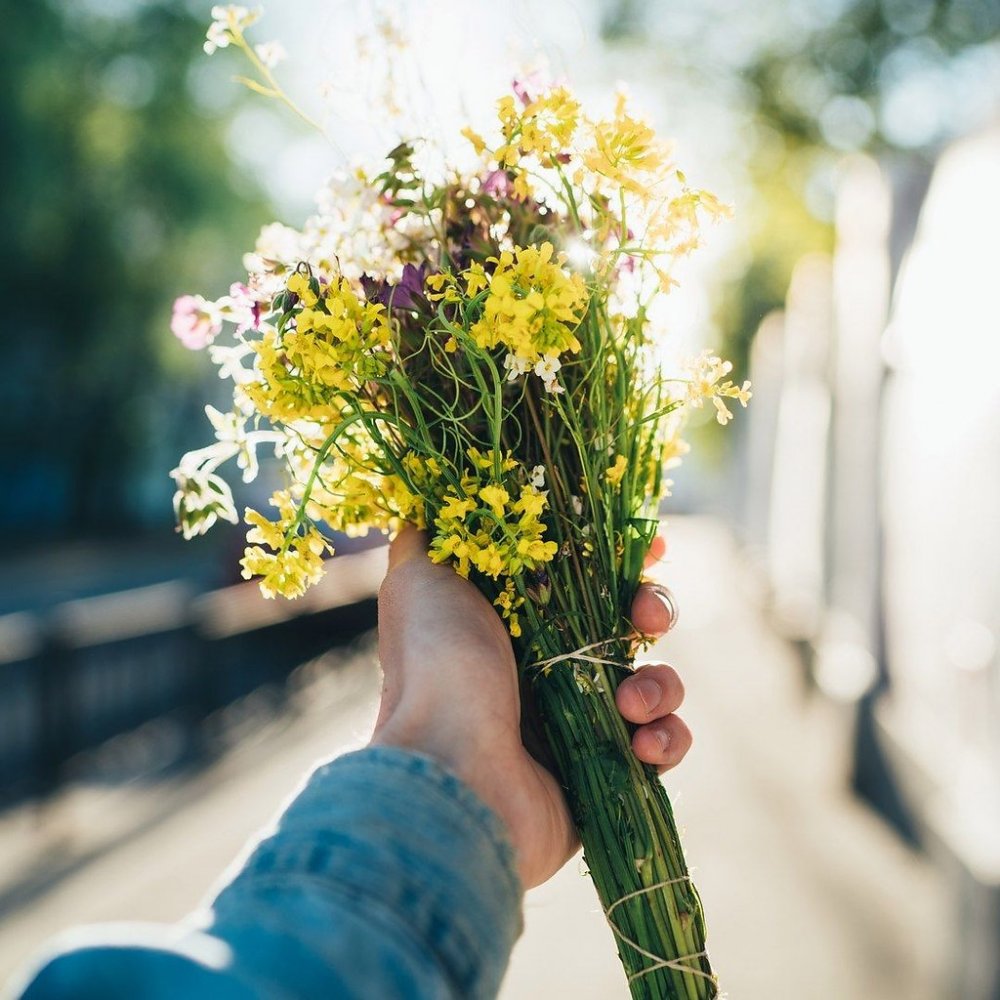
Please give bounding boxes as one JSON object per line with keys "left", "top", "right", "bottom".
{"left": 655, "top": 729, "right": 671, "bottom": 753}
{"left": 649, "top": 585, "right": 678, "bottom": 631}
{"left": 635, "top": 678, "right": 661, "bottom": 713}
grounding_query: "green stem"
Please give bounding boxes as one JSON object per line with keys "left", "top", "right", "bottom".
{"left": 525, "top": 647, "right": 716, "bottom": 999}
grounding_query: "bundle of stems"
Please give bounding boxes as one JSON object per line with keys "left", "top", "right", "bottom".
{"left": 173, "top": 10, "right": 751, "bottom": 995}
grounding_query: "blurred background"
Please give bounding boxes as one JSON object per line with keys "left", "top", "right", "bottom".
{"left": 1, "top": 1, "right": 998, "bottom": 996}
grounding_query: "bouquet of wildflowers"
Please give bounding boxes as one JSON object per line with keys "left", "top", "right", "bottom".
{"left": 173, "top": 7, "right": 749, "bottom": 996}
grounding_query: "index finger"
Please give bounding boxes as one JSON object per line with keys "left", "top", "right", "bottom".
{"left": 643, "top": 534, "right": 667, "bottom": 568}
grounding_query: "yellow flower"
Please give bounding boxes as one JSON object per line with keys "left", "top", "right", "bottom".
{"left": 513, "top": 486, "right": 546, "bottom": 521}
{"left": 466, "top": 448, "right": 517, "bottom": 473}
{"left": 478, "top": 484, "right": 510, "bottom": 517}
{"left": 460, "top": 126, "right": 487, "bottom": 155}
{"left": 516, "top": 537, "right": 558, "bottom": 562}
{"left": 427, "top": 458, "right": 556, "bottom": 587}
{"left": 472, "top": 543, "right": 505, "bottom": 578}
{"left": 682, "top": 350, "right": 751, "bottom": 425}
{"left": 605, "top": 454, "right": 628, "bottom": 487}
{"left": 425, "top": 272, "right": 458, "bottom": 303}
{"left": 439, "top": 493, "right": 476, "bottom": 520}
{"left": 464, "top": 261, "right": 488, "bottom": 297}
{"left": 287, "top": 271, "right": 319, "bottom": 307}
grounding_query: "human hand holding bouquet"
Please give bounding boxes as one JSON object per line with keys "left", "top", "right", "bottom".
{"left": 374, "top": 523, "right": 688, "bottom": 892}
{"left": 172, "top": 9, "right": 749, "bottom": 996}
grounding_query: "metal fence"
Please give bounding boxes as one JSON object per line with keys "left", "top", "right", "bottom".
{"left": 0, "top": 548, "right": 384, "bottom": 809}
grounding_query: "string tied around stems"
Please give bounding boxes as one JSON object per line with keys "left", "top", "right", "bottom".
{"left": 605, "top": 876, "right": 717, "bottom": 989}
{"left": 528, "top": 637, "right": 631, "bottom": 674}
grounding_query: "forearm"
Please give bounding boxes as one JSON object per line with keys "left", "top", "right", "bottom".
{"left": 12, "top": 748, "right": 524, "bottom": 1000}
{"left": 205, "top": 747, "right": 524, "bottom": 998}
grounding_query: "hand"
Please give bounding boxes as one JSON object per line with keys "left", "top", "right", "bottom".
{"left": 371, "top": 527, "right": 691, "bottom": 890}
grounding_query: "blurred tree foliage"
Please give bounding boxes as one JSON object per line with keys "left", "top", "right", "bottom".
{"left": 747, "top": 0, "right": 1000, "bottom": 149}
{"left": 0, "top": 0, "right": 269, "bottom": 535}
{"left": 601, "top": 0, "right": 999, "bottom": 373}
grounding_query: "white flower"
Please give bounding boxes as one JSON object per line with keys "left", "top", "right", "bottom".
{"left": 503, "top": 353, "right": 531, "bottom": 382}
{"left": 204, "top": 21, "right": 230, "bottom": 55}
{"left": 255, "top": 222, "right": 305, "bottom": 265}
{"left": 570, "top": 495, "right": 583, "bottom": 516}
{"left": 534, "top": 355, "right": 561, "bottom": 379}
{"left": 529, "top": 465, "right": 546, "bottom": 489}
{"left": 254, "top": 41, "right": 286, "bottom": 68}
{"left": 204, "top": 405, "right": 283, "bottom": 484}
{"left": 170, "top": 466, "right": 238, "bottom": 539}
{"left": 209, "top": 342, "right": 256, "bottom": 384}
{"left": 534, "top": 355, "right": 564, "bottom": 393}
{"left": 204, "top": 5, "right": 261, "bottom": 54}
{"left": 713, "top": 397, "right": 733, "bottom": 426}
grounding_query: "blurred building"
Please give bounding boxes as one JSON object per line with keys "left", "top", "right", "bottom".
{"left": 749, "top": 125, "right": 1000, "bottom": 999}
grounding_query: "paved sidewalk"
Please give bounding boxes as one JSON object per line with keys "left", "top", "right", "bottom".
{"left": 0, "top": 519, "right": 948, "bottom": 999}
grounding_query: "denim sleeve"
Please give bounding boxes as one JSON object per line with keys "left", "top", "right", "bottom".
{"left": 9, "top": 747, "right": 524, "bottom": 1000}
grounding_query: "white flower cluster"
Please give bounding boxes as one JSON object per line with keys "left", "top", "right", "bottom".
{"left": 204, "top": 5, "right": 261, "bottom": 55}
{"left": 503, "top": 353, "right": 564, "bottom": 394}
{"left": 309, "top": 169, "right": 439, "bottom": 284}
{"left": 170, "top": 405, "right": 284, "bottom": 539}
{"left": 243, "top": 169, "right": 440, "bottom": 291}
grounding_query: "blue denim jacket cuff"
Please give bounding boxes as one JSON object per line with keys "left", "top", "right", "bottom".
{"left": 210, "top": 746, "right": 524, "bottom": 999}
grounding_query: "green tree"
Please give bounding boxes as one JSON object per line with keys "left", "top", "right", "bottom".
{"left": 0, "top": 0, "right": 270, "bottom": 534}
{"left": 599, "top": 0, "right": 999, "bottom": 370}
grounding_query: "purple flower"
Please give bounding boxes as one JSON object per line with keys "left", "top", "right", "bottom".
{"left": 362, "top": 263, "right": 428, "bottom": 311}
{"left": 482, "top": 169, "right": 512, "bottom": 197}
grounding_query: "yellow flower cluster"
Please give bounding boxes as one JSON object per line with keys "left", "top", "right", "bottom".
{"left": 496, "top": 87, "right": 580, "bottom": 169}
{"left": 427, "top": 450, "right": 557, "bottom": 635}
{"left": 682, "top": 350, "right": 753, "bottom": 425}
{"left": 493, "top": 578, "right": 526, "bottom": 637}
{"left": 580, "top": 92, "right": 670, "bottom": 200}
{"left": 243, "top": 271, "right": 390, "bottom": 423}
{"left": 434, "top": 243, "right": 587, "bottom": 364}
{"left": 240, "top": 490, "right": 333, "bottom": 599}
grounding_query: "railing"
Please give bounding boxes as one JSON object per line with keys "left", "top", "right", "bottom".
{"left": 0, "top": 548, "right": 384, "bottom": 809}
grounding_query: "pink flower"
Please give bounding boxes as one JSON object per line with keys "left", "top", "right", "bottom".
{"left": 171, "top": 295, "right": 221, "bottom": 350}
{"left": 512, "top": 70, "right": 547, "bottom": 108}
{"left": 227, "top": 282, "right": 262, "bottom": 335}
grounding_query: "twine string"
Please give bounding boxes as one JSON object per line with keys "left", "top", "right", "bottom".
{"left": 529, "top": 638, "right": 631, "bottom": 673}
{"left": 605, "top": 876, "right": 714, "bottom": 985}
